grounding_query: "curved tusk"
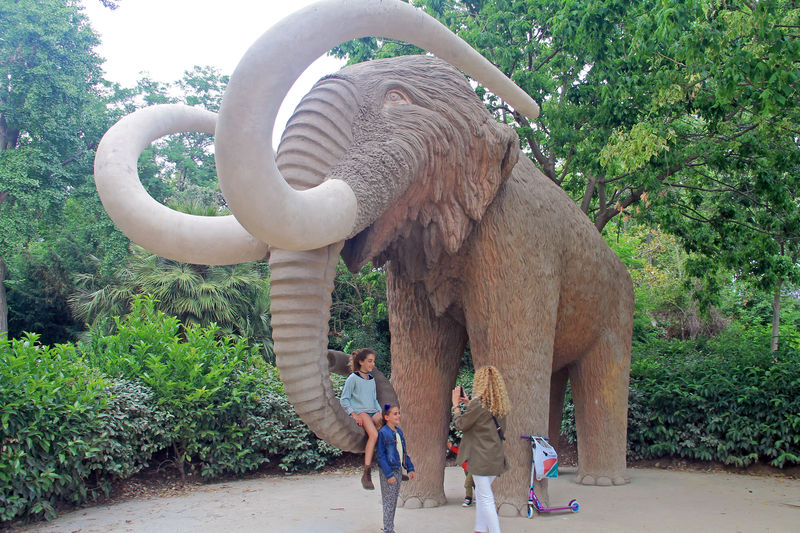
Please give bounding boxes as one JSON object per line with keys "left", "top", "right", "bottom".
{"left": 215, "top": 0, "right": 539, "bottom": 252}
{"left": 94, "top": 104, "right": 268, "bottom": 265}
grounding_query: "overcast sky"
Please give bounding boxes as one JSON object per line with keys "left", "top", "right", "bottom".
{"left": 81, "top": 0, "right": 345, "bottom": 147}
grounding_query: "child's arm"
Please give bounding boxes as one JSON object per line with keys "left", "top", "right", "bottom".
{"left": 376, "top": 429, "right": 395, "bottom": 480}
{"left": 400, "top": 430, "right": 414, "bottom": 473}
{"left": 401, "top": 431, "right": 416, "bottom": 480}
{"left": 339, "top": 374, "right": 356, "bottom": 415}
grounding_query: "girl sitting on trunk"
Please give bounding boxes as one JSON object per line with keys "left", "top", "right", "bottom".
{"left": 339, "top": 347, "right": 383, "bottom": 489}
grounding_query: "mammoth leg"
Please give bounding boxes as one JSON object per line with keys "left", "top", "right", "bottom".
{"left": 570, "top": 330, "right": 631, "bottom": 486}
{"left": 464, "top": 275, "right": 560, "bottom": 516}
{"left": 387, "top": 269, "right": 467, "bottom": 509}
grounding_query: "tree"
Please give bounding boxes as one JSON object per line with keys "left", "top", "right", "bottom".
{"left": 5, "top": 181, "right": 128, "bottom": 344}
{"left": 335, "top": 1, "right": 798, "bottom": 227}
{"left": 606, "top": 222, "right": 730, "bottom": 343}
{"left": 101, "top": 66, "right": 231, "bottom": 213}
{"left": 69, "top": 244, "right": 273, "bottom": 356}
{"left": 0, "top": 0, "right": 110, "bottom": 336}
{"left": 640, "top": 0, "right": 800, "bottom": 350}
{"left": 334, "top": 0, "right": 800, "bottom": 350}
{"left": 657, "top": 136, "right": 800, "bottom": 351}
{"left": 329, "top": 261, "right": 391, "bottom": 373}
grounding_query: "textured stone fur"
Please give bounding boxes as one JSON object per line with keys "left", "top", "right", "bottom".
{"left": 277, "top": 55, "right": 633, "bottom": 514}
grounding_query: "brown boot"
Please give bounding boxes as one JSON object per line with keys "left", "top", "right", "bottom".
{"left": 361, "top": 464, "right": 374, "bottom": 490}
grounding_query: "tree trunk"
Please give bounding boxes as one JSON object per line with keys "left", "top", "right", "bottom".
{"left": 0, "top": 255, "right": 7, "bottom": 338}
{"left": 0, "top": 191, "right": 8, "bottom": 337}
{"left": 770, "top": 279, "right": 782, "bottom": 353}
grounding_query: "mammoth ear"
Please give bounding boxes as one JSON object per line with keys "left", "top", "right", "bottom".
{"left": 498, "top": 124, "right": 520, "bottom": 181}
{"left": 429, "top": 119, "right": 519, "bottom": 258}
{"left": 463, "top": 121, "right": 520, "bottom": 220}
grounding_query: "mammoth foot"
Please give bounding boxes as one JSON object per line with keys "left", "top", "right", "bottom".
{"left": 399, "top": 495, "right": 446, "bottom": 509}
{"left": 575, "top": 472, "right": 629, "bottom": 486}
{"left": 488, "top": 493, "right": 528, "bottom": 517}
{"left": 497, "top": 502, "right": 526, "bottom": 517}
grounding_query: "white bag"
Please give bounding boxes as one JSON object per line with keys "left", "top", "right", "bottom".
{"left": 532, "top": 437, "right": 558, "bottom": 480}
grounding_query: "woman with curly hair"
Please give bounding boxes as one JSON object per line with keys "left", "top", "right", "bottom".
{"left": 451, "top": 366, "right": 510, "bottom": 533}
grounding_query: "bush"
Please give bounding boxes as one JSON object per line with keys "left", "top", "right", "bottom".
{"left": 2, "top": 298, "right": 351, "bottom": 524}
{"left": 88, "top": 379, "right": 172, "bottom": 481}
{"left": 630, "top": 339, "right": 800, "bottom": 467}
{"left": 562, "top": 334, "right": 800, "bottom": 468}
{"left": 83, "top": 296, "right": 341, "bottom": 479}
{"left": 191, "top": 365, "right": 342, "bottom": 478}
{"left": 1, "top": 334, "right": 111, "bottom": 522}
{"left": 243, "top": 367, "right": 343, "bottom": 473}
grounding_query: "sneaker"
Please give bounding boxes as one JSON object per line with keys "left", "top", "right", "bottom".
{"left": 462, "top": 497, "right": 473, "bottom": 507}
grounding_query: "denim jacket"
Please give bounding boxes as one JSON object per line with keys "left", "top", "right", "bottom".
{"left": 376, "top": 424, "right": 415, "bottom": 480}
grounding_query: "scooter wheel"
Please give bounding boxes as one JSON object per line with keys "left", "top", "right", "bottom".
{"left": 527, "top": 504, "right": 535, "bottom": 519}
{"left": 569, "top": 499, "right": 580, "bottom": 513}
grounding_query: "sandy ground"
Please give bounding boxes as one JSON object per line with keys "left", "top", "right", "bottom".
{"left": 12, "top": 466, "right": 800, "bottom": 533}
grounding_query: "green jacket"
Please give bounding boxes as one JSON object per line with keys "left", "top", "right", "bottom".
{"left": 453, "top": 397, "right": 508, "bottom": 476}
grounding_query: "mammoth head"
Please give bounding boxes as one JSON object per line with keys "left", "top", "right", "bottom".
{"left": 93, "top": 0, "right": 538, "bottom": 452}
{"left": 317, "top": 56, "right": 521, "bottom": 274}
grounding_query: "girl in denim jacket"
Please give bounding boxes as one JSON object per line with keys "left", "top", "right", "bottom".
{"left": 376, "top": 404, "right": 416, "bottom": 533}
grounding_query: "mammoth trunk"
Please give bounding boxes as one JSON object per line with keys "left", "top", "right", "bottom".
{"left": 269, "top": 76, "right": 367, "bottom": 451}
{"left": 269, "top": 244, "right": 365, "bottom": 451}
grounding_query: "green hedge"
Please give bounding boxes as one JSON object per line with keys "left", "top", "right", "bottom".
{"left": 0, "top": 336, "right": 168, "bottom": 522}
{"left": 1, "top": 335, "right": 113, "bottom": 521}
{"left": 1, "top": 298, "right": 341, "bottom": 525}
{"left": 563, "top": 330, "right": 800, "bottom": 468}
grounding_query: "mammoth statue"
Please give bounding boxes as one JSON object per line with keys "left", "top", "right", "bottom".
{"left": 94, "top": 0, "right": 633, "bottom": 515}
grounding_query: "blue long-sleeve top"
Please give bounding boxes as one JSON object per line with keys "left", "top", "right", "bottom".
{"left": 339, "top": 372, "right": 381, "bottom": 415}
{"left": 376, "top": 424, "right": 415, "bottom": 480}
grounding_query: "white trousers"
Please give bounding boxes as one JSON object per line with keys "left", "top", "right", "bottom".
{"left": 472, "top": 474, "right": 501, "bottom": 533}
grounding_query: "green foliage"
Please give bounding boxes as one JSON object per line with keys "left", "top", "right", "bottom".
{"left": 562, "top": 331, "right": 800, "bottom": 468}
{"left": 629, "top": 336, "right": 800, "bottom": 467}
{"left": 5, "top": 182, "right": 128, "bottom": 343}
{"left": 0, "top": 0, "right": 119, "bottom": 338}
{"left": 83, "top": 297, "right": 261, "bottom": 477}
{"left": 0, "top": 0, "right": 104, "bottom": 217}
{"left": 88, "top": 379, "right": 172, "bottom": 482}
{"left": 329, "top": 261, "right": 391, "bottom": 374}
{"left": 82, "top": 297, "right": 339, "bottom": 478}
{"left": 606, "top": 223, "right": 729, "bottom": 343}
{"left": 110, "top": 67, "right": 230, "bottom": 210}
{"left": 2, "top": 298, "right": 342, "bottom": 524}
{"left": 71, "top": 246, "right": 273, "bottom": 357}
{"left": 5, "top": 248, "right": 85, "bottom": 345}
{"left": 238, "top": 369, "right": 343, "bottom": 473}
{"left": 0, "top": 334, "right": 162, "bottom": 523}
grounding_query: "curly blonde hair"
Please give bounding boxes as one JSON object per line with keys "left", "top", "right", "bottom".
{"left": 472, "top": 366, "right": 510, "bottom": 417}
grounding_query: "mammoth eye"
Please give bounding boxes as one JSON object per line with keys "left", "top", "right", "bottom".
{"left": 384, "top": 89, "right": 410, "bottom": 106}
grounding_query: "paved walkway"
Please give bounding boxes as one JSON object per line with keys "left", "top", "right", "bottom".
{"left": 15, "top": 466, "right": 800, "bottom": 532}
